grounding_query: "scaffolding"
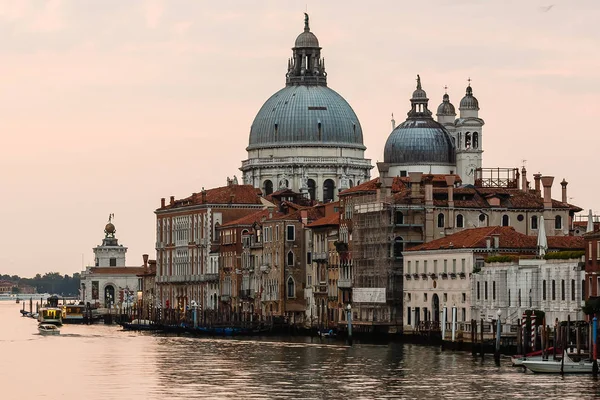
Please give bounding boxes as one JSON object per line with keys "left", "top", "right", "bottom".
{"left": 351, "top": 192, "right": 402, "bottom": 332}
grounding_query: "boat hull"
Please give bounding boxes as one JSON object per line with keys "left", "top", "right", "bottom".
{"left": 522, "top": 360, "right": 594, "bottom": 374}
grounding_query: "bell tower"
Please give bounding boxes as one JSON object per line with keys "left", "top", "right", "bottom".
{"left": 455, "top": 80, "right": 484, "bottom": 185}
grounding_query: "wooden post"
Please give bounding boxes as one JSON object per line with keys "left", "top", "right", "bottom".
{"left": 471, "top": 319, "right": 477, "bottom": 356}
{"left": 553, "top": 324, "right": 557, "bottom": 361}
{"left": 560, "top": 326, "right": 566, "bottom": 375}
{"left": 567, "top": 315, "right": 571, "bottom": 352}
{"left": 541, "top": 323, "right": 546, "bottom": 360}
{"left": 480, "top": 318, "right": 484, "bottom": 358}
{"left": 577, "top": 324, "right": 581, "bottom": 356}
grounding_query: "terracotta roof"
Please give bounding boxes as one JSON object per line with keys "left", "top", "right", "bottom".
{"left": 221, "top": 209, "right": 273, "bottom": 227}
{"left": 87, "top": 267, "right": 146, "bottom": 275}
{"left": 307, "top": 212, "right": 340, "bottom": 228}
{"left": 408, "top": 226, "right": 584, "bottom": 252}
{"left": 158, "top": 184, "right": 262, "bottom": 210}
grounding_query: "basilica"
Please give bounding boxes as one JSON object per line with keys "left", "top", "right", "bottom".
{"left": 240, "top": 14, "right": 485, "bottom": 200}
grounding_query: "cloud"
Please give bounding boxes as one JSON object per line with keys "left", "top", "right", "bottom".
{"left": 144, "top": 0, "right": 164, "bottom": 29}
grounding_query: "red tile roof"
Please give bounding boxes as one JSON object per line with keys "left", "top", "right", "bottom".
{"left": 159, "top": 184, "right": 262, "bottom": 210}
{"left": 408, "top": 226, "right": 584, "bottom": 252}
{"left": 340, "top": 175, "right": 463, "bottom": 197}
{"left": 306, "top": 212, "right": 340, "bottom": 228}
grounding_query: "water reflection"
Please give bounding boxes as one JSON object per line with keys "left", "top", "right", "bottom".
{"left": 3, "top": 301, "right": 600, "bottom": 400}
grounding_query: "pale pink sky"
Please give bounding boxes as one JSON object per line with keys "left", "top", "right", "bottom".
{"left": 1, "top": 0, "right": 598, "bottom": 277}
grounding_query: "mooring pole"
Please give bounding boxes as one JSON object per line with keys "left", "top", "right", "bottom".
{"left": 494, "top": 309, "right": 501, "bottom": 364}
{"left": 593, "top": 316, "right": 598, "bottom": 375}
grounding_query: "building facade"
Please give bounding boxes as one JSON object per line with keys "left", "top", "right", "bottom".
{"left": 80, "top": 219, "right": 145, "bottom": 307}
{"left": 154, "top": 180, "right": 265, "bottom": 313}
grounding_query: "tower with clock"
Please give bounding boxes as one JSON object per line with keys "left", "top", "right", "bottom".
{"left": 454, "top": 80, "right": 484, "bottom": 185}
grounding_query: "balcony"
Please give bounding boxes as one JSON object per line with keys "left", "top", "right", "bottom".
{"left": 240, "top": 156, "right": 373, "bottom": 169}
{"left": 220, "top": 295, "right": 230, "bottom": 302}
{"left": 201, "top": 273, "right": 219, "bottom": 282}
{"left": 394, "top": 222, "right": 424, "bottom": 228}
{"left": 313, "top": 252, "right": 328, "bottom": 261}
{"left": 338, "top": 278, "right": 352, "bottom": 288}
{"left": 240, "top": 289, "right": 252, "bottom": 299}
{"left": 260, "top": 265, "right": 270, "bottom": 273}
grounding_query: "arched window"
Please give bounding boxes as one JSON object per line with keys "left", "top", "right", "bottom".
{"left": 437, "top": 213, "right": 445, "bottom": 228}
{"left": 465, "top": 132, "right": 471, "bottom": 148}
{"left": 287, "top": 251, "right": 294, "bottom": 267}
{"left": 307, "top": 179, "right": 316, "bottom": 200}
{"left": 323, "top": 179, "right": 335, "bottom": 202}
{"left": 263, "top": 180, "right": 273, "bottom": 196}
{"left": 287, "top": 277, "right": 295, "bottom": 299}
{"left": 531, "top": 215, "right": 538, "bottom": 230}
{"left": 555, "top": 215, "right": 562, "bottom": 230}
{"left": 349, "top": 179, "right": 354, "bottom": 188}
{"left": 456, "top": 214, "right": 464, "bottom": 228}
{"left": 395, "top": 211, "right": 404, "bottom": 225}
{"left": 472, "top": 132, "right": 479, "bottom": 149}
{"left": 502, "top": 215, "right": 509, "bottom": 226}
{"left": 393, "top": 237, "right": 404, "bottom": 258}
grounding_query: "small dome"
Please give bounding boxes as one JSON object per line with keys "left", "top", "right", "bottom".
{"left": 384, "top": 119, "right": 456, "bottom": 165}
{"left": 105, "top": 223, "right": 115, "bottom": 234}
{"left": 295, "top": 31, "right": 319, "bottom": 48}
{"left": 412, "top": 88, "right": 427, "bottom": 100}
{"left": 459, "top": 85, "right": 479, "bottom": 110}
{"left": 437, "top": 93, "right": 456, "bottom": 116}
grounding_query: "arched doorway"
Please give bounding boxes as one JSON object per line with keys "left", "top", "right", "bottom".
{"left": 104, "top": 285, "right": 115, "bottom": 308}
{"left": 263, "top": 180, "right": 273, "bottom": 196}
{"left": 432, "top": 293, "right": 440, "bottom": 323}
{"left": 307, "top": 179, "right": 316, "bottom": 200}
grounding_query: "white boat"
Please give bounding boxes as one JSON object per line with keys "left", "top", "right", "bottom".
{"left": 522, "top": 351, "right": 595, "bottom": 373}
{"left": 38, "top": 323, "right": 60, "bottom": 335}
{"left": 511, "top": 347, "right": 556, "bottom": 367}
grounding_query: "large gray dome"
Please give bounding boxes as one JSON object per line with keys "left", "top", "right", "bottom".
{"left": 247, "top": 85, "right": 365, "bottom": 150}
{"left": 384, "top": 118, "right": 456, "bottom": 165}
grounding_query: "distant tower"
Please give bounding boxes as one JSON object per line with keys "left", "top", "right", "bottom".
{"left": 92, "top": 215, "right": 127, "bottom": 267}
{"left": 455, "top": 80, "right": 484, "bottom": 185}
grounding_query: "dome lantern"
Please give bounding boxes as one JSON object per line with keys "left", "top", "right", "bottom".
{"left": 286, "top": 13, "right": 327, "bottom": 87}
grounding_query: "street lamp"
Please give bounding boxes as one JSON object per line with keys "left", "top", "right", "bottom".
{"left": 495, "top": 309, "right": 502, "bottom": 362}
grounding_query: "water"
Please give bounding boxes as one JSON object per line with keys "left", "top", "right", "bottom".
{"left": 2, "top": 301, "right": 599, "bottom": 399}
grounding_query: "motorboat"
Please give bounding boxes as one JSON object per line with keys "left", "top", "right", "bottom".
{"left": 37, "top": 296, "right": 63, "bottom": 326}
{"left": 121, "top": 319, "right": 160, "bottom": 331}
{"left": 511, "top": 347, "right": 555, "bottom": 367}
{"left": 522, "top": 351, "right": 594, "bottom": 374}
{"left": 38, "top": 324, "right": 60, "bottom": 335}
{"left": 61, "top": 304, "right": 87, "bottom": 324}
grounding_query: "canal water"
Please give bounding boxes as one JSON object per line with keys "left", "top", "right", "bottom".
{"left": 2, "top": 301, "right": 599, "bottom": 399}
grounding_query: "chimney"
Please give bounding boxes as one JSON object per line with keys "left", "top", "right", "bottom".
{"left": 541, "top": 176, "right": 554, "bottom": 209}
{"left": 533, "top": 173, "right": 542, "bottom": 195}
{"left": 560, "top": 179, "right": 568, "bottom": 203}
{"left": 376, "top": 162, "right": 393, "bottom": 197}
{"left": 201, "top": 188, "right": 207, "bottom": 203}
{"left": 445, "top": 175, "right": 456, "bottom": 207}
{"left": 142, "top": 254, "right": 149, "bottom": 268}
{"left": 521, "top": 167, "right": 527, "bottom": 192}
{"left": 300, "top": 209, "right": 308, "bottom": 225}
{"left": 409, "top": 172, "right": 423, "bottom": 198}
{"left": 422, "top": 174, "right": 433, "bottom": 206}
{"left": 161, "top": 198, "right": 165, "bottom": 208}
{"left": 170, "top": 196, "right": 175, "bottom": 205}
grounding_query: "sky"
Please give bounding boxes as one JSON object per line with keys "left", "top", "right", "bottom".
{"left": 1, "top": 0, "right": 599, "bottom": 277}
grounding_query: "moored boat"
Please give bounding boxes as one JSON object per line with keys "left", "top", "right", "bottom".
{"left": 61, "top": 304, "right": 87, "bottom": 324}
{"left": 37, "top": 295, "right": 63, "bottom": 326}
{"left": 522, "top": 351, "right": 594, "bottom": 374}
{"left": 38, "top": 323, "right": 60, "bottom": 335}
{"left": 511, "top": 347, "right": 555, "bottom": 367}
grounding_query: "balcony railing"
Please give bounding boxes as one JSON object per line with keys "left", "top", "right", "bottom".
{"left": 313, "top": 252, "right": 328, "bottom": 261}
{"left": 201, "top": 273, "right": 219, "bottom": 282}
